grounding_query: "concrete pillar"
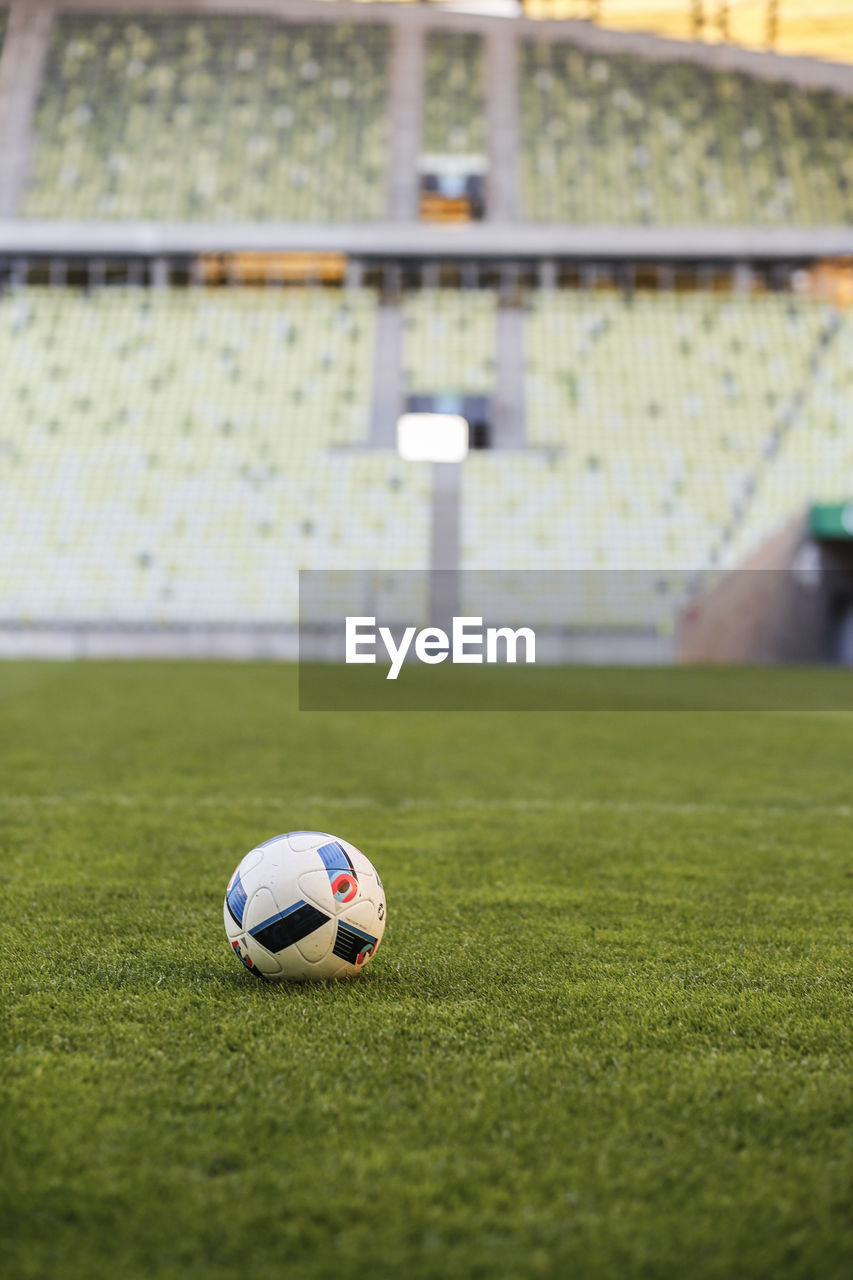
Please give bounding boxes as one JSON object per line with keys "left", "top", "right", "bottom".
{"left": 431, "top": 463, "right": 461, "bottom": 572}
{"left": 151, "top": 257, "right": 169, "bottom": 288}
{"left": 538, "top": 259, "right": 557, "bottom": 289}
{"left": 493, "top": 305, "right": 525, "bottom": 448}
{"left": 0, "top": 2, "right": 54, "bottom": 217}
{"left": 386, "top": 21, "right": 424, "bottom": 221}
{"left": 429, "top": 465, "right": 461, "bottom": 626}
{"left": 485, "top": 22, "right": 519, "bottom": 222}
{"left": 370, "top": 303, "right": 404, "bottom": 447}
{"left": 345, "top": 257, "right": 365, "bottom": 289}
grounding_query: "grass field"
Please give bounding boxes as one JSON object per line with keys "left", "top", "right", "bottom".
{"left": 1, "top": 661, "right": 851, "bottom": 1280}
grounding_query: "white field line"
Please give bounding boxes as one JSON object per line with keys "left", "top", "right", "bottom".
{"left": 0, "top": 794, "right": 850, "bottom": 819}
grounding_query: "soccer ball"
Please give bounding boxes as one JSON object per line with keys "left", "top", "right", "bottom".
{"left": 223, "top": 830, "right": 386, "bottom": 981}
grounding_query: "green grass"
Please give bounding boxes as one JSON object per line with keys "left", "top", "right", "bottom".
{"left": 1, "top": 661, "right": 851, "bottom": 1280}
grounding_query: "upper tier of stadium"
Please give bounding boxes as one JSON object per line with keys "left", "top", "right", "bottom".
{"left": 0, "top": 0, "right": 851, "bottom": 239}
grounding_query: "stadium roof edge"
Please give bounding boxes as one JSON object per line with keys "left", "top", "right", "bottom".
{"left": 38, "top": 0, "right": 853, "bottom": 91}
{"left": 2, "top": 220, "right": 853, "bottom": 261}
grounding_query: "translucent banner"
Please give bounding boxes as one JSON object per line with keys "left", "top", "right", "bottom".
{"left": 298, "top": 570, "right": 853, "bottom": 711}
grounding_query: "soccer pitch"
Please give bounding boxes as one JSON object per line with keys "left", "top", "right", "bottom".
{"left": 1, "top": 662, "right": 851, "bottom": 1280}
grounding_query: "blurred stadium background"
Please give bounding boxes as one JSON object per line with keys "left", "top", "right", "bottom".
{"left": 1, "top": 0, "right": 853, "bottom": 662}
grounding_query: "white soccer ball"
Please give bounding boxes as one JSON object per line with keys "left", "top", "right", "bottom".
{"left": 223, "top": 830, "right": 386, "bottom": 982}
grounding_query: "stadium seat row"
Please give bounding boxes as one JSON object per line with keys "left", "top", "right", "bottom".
{"left": 467, "top": 290, "right": 843, "bottom": 581}
{"left": 521, "top": 41, "right": 853, "bottom": 225}
{"left": 24, "top": 16, "right": 390, "bottom": 221}
{"left": 0, "top": 287, "right": 429, "bottom": 623}
{"left": 423, "top": 31, "right": 486, "bottom": 159}
{"left": 403, "top": 290, "right": 496, "bottom": 394}
{"left": 13, "top": 14, "right": 853, "bottom": 226}
{"left": 2, "top": 285, "right": 852, "bottom": 626}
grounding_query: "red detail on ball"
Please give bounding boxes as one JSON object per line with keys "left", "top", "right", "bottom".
{"left": 330, "top": 872, "right": 358, "bottom": 903}
{"left": 232, "top": 939, "right": 254, "bottom": 969}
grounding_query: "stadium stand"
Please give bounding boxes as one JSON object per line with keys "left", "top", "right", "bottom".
{"left": 10, "top": 8, "right": 853, "bottom": 234}
{"left": 423, "top": 30, "right": 486, "bottom": 158}
{"left": 1, "top": 275, "right": 849, "bottom": 633}
{"left": 520, "top": 40, "right": 853, "bottom": 225}
{"left": 2, "top": 0, "right": 853, "bottom": 652}
{"left": 0, "top": 286, "right": 430, "bottom": 624}
{"left": 463, "top": 290, "right": 840, "bottom": 584}
{"left": 22, "top": 14, "right": 390, "bottom": 221}
{"left": 728, "top": 311, "right": 853, "bottom": 564}
{"left": 402, "top": 289, "right": 496, "bottom": 394}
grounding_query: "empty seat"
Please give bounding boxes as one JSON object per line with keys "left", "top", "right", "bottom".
{"left": 462, "top": 289, "right": 849, "bottom": 630}
{"left": 423, "top": 31, "right": 486, "bottom": 158}
{"left": 520, "top": 40, "right": 853, "bottom": 226}
{"left": 403, "top": 289, "right": 496, "bottom": 393}
{"left": 0, "top": 286, "right": 431, "bottom": 624}
{"left": 23, "top": 15, "right": 390, "bottom": 221}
